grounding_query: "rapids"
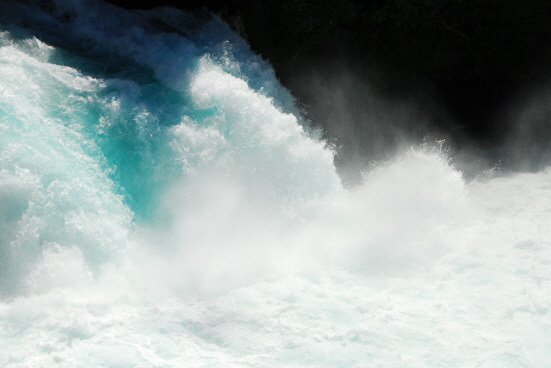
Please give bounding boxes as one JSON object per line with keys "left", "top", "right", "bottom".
{"left": 0, "top": 1, "right": 550, "bottom": 367}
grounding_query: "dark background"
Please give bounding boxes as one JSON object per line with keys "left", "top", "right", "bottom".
{"left": 107, "top": 0, "right": 551, "bottom": 179}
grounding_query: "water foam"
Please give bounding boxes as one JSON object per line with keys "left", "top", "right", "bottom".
{"left": 0, "top": 1, "right": 550, "bottom": 367}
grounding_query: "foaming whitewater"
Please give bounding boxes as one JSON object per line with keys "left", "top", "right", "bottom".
{"left": 1, "top": 1, "right": 550, "bottom": 367}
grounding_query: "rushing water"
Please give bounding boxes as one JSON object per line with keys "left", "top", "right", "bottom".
{"left": 0, "top": 1, "right": 550, "bottom": 367}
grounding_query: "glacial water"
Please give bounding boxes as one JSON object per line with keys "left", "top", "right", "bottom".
{"left": 0, "top": 1, "right": 550, "bottom": 367}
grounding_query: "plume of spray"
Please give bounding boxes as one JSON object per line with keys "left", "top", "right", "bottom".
{"left": 284, "top": 59, "right": 473, "bottom": 185}
{"left": 0, "top": 0, "right": 482, "bottom": 300}
{"left": 500, "top": 83, "right": 551, "bottom": 171}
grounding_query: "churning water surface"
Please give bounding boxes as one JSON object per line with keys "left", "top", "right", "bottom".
{"left": 0, "top": 1, "right": 550, "bottom": 367}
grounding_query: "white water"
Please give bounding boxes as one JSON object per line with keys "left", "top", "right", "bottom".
{"left": 0, "top": 1, "right": 550, "bottom": 367}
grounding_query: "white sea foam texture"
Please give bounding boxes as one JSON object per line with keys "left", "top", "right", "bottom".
{"left": 0, "top": 39, "right": 131, "bottom": 296}
{"left": 0, "top": 1, "right": 550, "bottom": 367}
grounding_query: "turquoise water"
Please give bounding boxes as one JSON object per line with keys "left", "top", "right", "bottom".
{"left": 1, "top": 1, "right": 550, "bottom": 367}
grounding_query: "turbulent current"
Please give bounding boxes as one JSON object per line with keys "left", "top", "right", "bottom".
{"left": 0, "top": 1, "right": 550, "bottom": 367}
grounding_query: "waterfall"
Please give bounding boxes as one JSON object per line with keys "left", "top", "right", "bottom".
{"left": 0, "top": 1, "right": 550, "bottom": 367}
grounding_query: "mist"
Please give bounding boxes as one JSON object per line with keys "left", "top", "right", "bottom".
{"left": 1, "top": 1, "right": 551, "bottom": 367}
{"left": 497, "top": 83, "right": 551, "bottom": 171}
{"left": 276, "top": 44, "right": 551, "bottom": 186}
